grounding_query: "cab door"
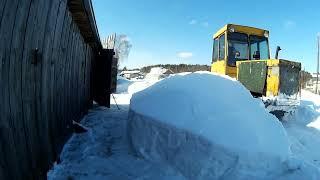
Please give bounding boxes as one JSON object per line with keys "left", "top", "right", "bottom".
{"left": 211, "top": 33, "right": 227, "bottom": 75}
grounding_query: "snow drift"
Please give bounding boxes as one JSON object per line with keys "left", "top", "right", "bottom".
{"left": 130, "top": 72, "right": 289, "bottom": 157}
{"left": 116, "top": 76, "right": 133, "bottom": 93}
{"left": 145, "top": 67, "right": 169, "bottom": 80}
{"left": 128, "top": 72, "right": 320, "bottom": 179}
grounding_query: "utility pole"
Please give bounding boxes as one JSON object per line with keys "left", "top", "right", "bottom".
{"left": 316, "top": 36, "right": 320, "bottom": 94}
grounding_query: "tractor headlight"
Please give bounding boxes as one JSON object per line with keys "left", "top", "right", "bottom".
{"left": 264, "top": 31, "right": 269, "bottom": 38}
{"left": 229, "top": 27, "right": 235, "bottom": 33}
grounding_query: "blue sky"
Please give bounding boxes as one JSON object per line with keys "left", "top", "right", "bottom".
{"left": 92, "top": 0, "right": 320, "bottom": 72}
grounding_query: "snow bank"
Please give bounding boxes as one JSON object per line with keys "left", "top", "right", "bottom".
{"left": 116, "top": 76, "right": 133, "bottom": 93}
{"left": 283, "top": 90, "right": 320, "bottom": 167}
{"left": 145, "top": 67, "right": 168, "bottom": 80}
{"left": 127, "top": 72, "right": 320, "bottom": 179}
{"left": 130, "top": 72, "right": 289, "bottom": 157}
{"left": 128, "top": 80, "right": 158, "bottom": 95}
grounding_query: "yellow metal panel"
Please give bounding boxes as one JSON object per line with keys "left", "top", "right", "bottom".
{"left": 265, "top": 59, "right": 280, "bottom": 96}
{"left": 211, "top": 60, "right": 226, "bottom": 75}
{"left": 266, "top": 59, "right": 280, "bottom": 66}
{"left": 226, "top": 66, "right": 237, "bottom": 78}
{"left": 213, "top": 25, "right": 228, "bottom": 39}
{"left": 231, "top": 24, "right": 267, "bottom": 36}
{"left": 213, "top": 24, "right": 268, "bottom": 39}
{"left": 266, "top": 66, "right": 280, "bottom": 97}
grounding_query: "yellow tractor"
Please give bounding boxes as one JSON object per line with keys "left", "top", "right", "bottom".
{"left": 211, "top": 24, "right": 301, "bottom": 118}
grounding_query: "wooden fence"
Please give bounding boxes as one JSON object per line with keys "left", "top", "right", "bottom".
{"left": 0, "top": 0, "right": 103, "bottom": 179}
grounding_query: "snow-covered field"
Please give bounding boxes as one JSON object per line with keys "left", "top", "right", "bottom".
{"left": 48, "top": 72, "right": 320, "bottom": 180}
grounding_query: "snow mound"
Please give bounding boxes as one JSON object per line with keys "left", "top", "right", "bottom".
{"left": 145, "top": 67, "right": 168, "bottom": 80}
{"left": 128, "top": 80, "right": 158, "bottom": 95}
{"left": 116, "top": 76, "right": 133, "bottom": 93}
{"left": 130, "top": 72, "right": 289, "bottom": 158}
{"left": 128, "top": 72, "right": 320, "bottom": 179}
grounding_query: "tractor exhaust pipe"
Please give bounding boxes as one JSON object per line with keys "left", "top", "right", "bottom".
{"left": 275, "top": 46, "right": 281, "bottom": 59}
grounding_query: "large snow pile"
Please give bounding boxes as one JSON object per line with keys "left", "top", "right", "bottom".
{"left": 128, "top": 72, "right": 320, "bottom": 179}
{"left": 130, "top": 72, "right": 289, "bottom": 157}
{"left": 145, "top": 67, "right": 169, "bottom": 80}
{"left": 116, "top": 76, "right": 133, "bottom": 93}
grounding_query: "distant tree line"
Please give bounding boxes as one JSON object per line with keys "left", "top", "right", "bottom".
{"left": 123, "top": 65, "right": 312, "bottom": 89}
{"left": 139, "top": 64, "right": 210, "bottom": 73}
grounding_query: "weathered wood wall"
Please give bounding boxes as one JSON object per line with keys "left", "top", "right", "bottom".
{"left": 0, "top": 0, "right": 99, "bottom": 179}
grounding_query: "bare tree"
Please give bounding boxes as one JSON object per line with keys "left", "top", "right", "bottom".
{"left": 102, "top": 33, "right": 132, "bottom": 68}
{"left": 114, "top": 34, "right": 132, "bottom": 62}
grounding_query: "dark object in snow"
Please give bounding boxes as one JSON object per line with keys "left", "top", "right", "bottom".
{"left": 269, "top": 110, "right": 286, "bottom": 120}
{"left": 72, "top": 121, "right": 88, "bottom": 134}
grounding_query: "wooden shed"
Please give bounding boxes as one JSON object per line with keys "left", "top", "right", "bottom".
{"left": 0, "top": 0, "right": 113, "bottom": 179}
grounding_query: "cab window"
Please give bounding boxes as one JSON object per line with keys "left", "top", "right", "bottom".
{"left": 250, "top": 35, "right": 269, "bottom": 60}
{"left": 212, "top": 38, "right": 219, "bottom": 62}
{"left": 227, "top": 32, "right": 249, "bottom": 66}
{"left": 219, "top": 34, "right": 225, "bottom": 60}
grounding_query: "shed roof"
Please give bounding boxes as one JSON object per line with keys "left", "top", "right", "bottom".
{"left": 68, "top": 0, "right": 102, "bottom": 49}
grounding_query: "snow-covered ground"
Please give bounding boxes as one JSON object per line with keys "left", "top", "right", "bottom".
{"left": 283, "top": 90, "right": 320, "bottom": 169}
{"left": 48, "top": 73, "right": 320, "bottom": 180}
{"left": 47, "top": 105, "right": 185, "bottom": 179}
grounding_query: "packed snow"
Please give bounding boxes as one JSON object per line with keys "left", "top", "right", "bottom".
{"left": 116, "top": 76, "right": 133, "bottom": 93}
{"left": 145, "top": 67, "right": 170, "bottom": 80}
{"left": 48, "top": 72, "right": 320, "bottom": 179}
{"left": 47, "top": 105, "right": 185, "bottom": 180}
{"left": 130, "top": 72, "right": 289, "bottom": 158}
{"left": 128, "top": 72, "right": 320, "bottom": 179}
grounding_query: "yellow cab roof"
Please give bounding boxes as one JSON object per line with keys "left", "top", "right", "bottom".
{"left": 213, "top": 24, "right": 269, "bottom": 39}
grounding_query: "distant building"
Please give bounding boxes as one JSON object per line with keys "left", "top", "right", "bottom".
{"left": 120, "top": 70, "right": 144, "bottom": 79}
{"left": 306, "top": 73, "right": 320, "bottom": 94}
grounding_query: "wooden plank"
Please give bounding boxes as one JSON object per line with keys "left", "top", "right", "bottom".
{"left": 48, "top": 0, "right": 67, "bottom": 158}
{"left": 80, "top": 41, "right": 87, "bottom": 113}
{"left": 0, "top": 0, "right": 24, "bottom": 179}
{"left": 0, "top": 33, "right": 9, "bottom": 180}
{"left": 73, "top": 33, "right": 80, "bottom": 119}
{"left": 70, "top": 24, "right": 80, "bottom": 122}
{"left": 70, "top": 28, "right": 81, "bottom": 121}
{"left": 76, "top": 31, "right": 83, "bottom": 119}
{"left": 19, "top": 2, "right": 39, "bottom": 178}
{"left": 87, "top": 46, "right": 93, "bottom": 108}
{"left": 55, "top": 1, "right": 70, "bottom": 149}
{"left": 67, "top": 21, "right": 74, "bottom": 127}
{"left": 60, "top": 12, "right": 73, "bottom": 138}
{"left": 8, "top": 0, "right": 35, "bottom": 178}
{"left": 64, "top": 20, "right": 77, "bottom": 133}
{"left": 84, "top": 44, "right": 91, "bottom": 112}
{"left": 21, "top": 0, "right": 54, "bottom": 178}
{"left": 39, "top": 0, "right": 61, "bottom": 166}
{"left": 86, "top": 45, "right": 93, "bottom": 109}
{"left": 76, "top": 30, "right": 84, "bottom": 117}
{"left": 0, "top": 115, "right": 11, "bottom": 180}
{"left": 0, "top": 0, "right": 7, "bottom": 27}
{"left": 82, "top": 45, "right": 88, "bottom": 112}
{"left": 0, "top": 142, "right": 6, "bottom": 180}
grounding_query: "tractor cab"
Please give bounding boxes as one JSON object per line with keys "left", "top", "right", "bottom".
{"left": 211, "top": 24, "right": 301, "bottom": 98}
{"left": 211, "top": 24, "right": 270, "bottom": 78}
